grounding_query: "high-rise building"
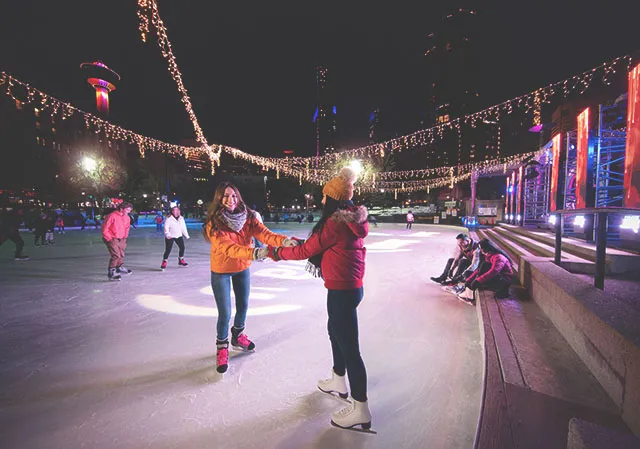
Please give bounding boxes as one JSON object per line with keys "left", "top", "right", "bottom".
{"left": 369, "top": 108, "right": 381, "bottom": 144}
{"left": 423, "top": 5, "right": 496, "bottom": 166}
{"left": 314, "top": 65, "right": 338, "bottom": 157}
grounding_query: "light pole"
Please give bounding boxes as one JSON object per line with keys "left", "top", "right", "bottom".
{"left": 305, "top": 193, "right": 313, "bottom": 212}
{"left": 81, "top": 156, "right": 97, "bottom": 219}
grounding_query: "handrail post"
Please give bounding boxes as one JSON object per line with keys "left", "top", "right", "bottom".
{"left": 594, "top": 211, "right": 607, "bottom": 290}
{"left": 554, "top": 213, "right": 562, "bottom": 264}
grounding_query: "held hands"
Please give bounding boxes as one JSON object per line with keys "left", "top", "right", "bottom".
{"left": 253, "top": 247, "right": 269, "bottom": 260}
{"left": 281, "top": 238, "right": 299, "bottom": 247}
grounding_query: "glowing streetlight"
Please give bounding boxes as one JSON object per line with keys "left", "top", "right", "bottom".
{"left": 348, "top": 159, "right": 363, "bottom": 175}
{"left": 82, "top": 156, "right": 96, "bottom": 172}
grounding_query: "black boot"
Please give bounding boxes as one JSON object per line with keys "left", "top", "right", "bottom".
{"left": 431, "top": 258, "right": 454, "bottom": 283}
{"left": 108, "top": 268, "right": 121, "bottom": 281}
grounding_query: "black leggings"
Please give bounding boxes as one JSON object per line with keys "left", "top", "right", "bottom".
{"left": 327, "top": 287, "right": 368, "bottom": 402}
{"left": 163, "top": 237, "right": 185, "bottom": 259}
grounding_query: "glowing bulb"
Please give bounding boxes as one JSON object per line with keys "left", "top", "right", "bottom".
{"left": 348, "top": 159, "right": 363, "bottom": 176}
{"left": 82, "top": 156, "right": 96, "bottom": 172}
{"left": 621, "top": 216, "right": 640, "bottom": 233}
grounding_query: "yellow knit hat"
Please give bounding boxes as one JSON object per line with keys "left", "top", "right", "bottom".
{"left": 323, "top": 167, "right": 357, "bottom": 201}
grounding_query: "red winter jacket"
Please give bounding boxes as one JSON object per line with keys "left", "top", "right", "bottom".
{"left": 467, "top": 252, "right": 513, "bottom": 284}
{"left": 274, "top": 205, "right": 368, "bottom": 290}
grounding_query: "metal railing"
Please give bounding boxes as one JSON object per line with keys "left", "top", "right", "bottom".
{"left": 552, "top": 207, "right": 640, "bottom": 289}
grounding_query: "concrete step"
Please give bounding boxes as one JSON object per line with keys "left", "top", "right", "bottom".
{"left": 491, "top": 227, "right": 598, "bottom": 275}
{"left": 476, "top": 289, "right": 629, "bottom": 449}
{"left": 497, "top": 224, "right": 640, "bottom": 275}
{"left": 480, "top": 228, "right": 537, "bottom": 265}
{"left": 567, "top": 418, "right": 640, "bottom": 449}
{"left": 522, "top": 258, "right": 640, "bottom": 436}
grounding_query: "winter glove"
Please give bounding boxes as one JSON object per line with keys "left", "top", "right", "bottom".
{"left": 267, "top": 246, "right": 281, "bottom": 261}
{"left": 253, "top": 247, "right": 269, "bottom": 260}
{"left": 282, "top": 238, "right": 299, "bottom": 247}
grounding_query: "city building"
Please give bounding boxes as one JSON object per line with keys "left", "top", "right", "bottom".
{"left": 314, "top": 65, "right": 338, "bottom": 157}
{"left": 422, "top": 5, "right": 497, "bottom": 166}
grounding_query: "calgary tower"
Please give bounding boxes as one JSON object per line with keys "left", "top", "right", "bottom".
{"left": 80, "top": 61, "right": 120, "bottom": 117}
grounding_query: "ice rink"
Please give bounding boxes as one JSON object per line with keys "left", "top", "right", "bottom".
{"left": 0, "top": 222, "right": 482, "bottom": 449}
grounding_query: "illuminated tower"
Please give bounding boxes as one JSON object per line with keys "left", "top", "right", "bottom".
{"left": 314, "top": 65, "right": 338, "bottom": 159}
{"left": 80, "top": 61, "right": 120, "bottom": 117}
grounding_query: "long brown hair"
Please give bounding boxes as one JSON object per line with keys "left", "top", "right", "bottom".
{"left": 203, "top": 182, "right": 251, "bottom": 241}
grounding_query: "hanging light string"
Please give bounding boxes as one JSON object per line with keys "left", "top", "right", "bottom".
{"left": 1, "top": 50, "right": 633, "bottom": 187}
{"left": 306, "top": 54, "right": 632, "bottom": 166}
{"left": 0, "top": 70, "right": 600, "bottom": 191}
{"left": 133, "top": 2, "right": 632, "bottom": 179}
{"left": 1, "top": 71, "right": 201, "bottom": 158}
{"left": 136, "top": 0, "right": 220, "bottom": 169}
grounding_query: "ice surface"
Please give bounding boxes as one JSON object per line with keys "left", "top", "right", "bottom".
{"left": 0, "top": 223, "right": 482, "bottom": 449}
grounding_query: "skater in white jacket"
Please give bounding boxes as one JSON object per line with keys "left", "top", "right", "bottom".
{"left": 161, "top": 206, "right": 190, "bottom": 270}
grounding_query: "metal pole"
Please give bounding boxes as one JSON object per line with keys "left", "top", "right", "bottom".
{"left": 554, "top": 213, "right": 562, "bottom": 264}
{"left": 594, "top": 211, "right": 607, "bottom": 289}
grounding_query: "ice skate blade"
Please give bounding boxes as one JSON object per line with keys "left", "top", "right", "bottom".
{"left": 456, "top": 295, "right": 475, "bottom": 306}
{"left": 318, "top": 386, "right": 349, "bottom": 400}
{"left": 330, "top": 420, "right": 376, "bottom": 434}
{"left": 231, "top": 345, "right": 255, "bottom": 353}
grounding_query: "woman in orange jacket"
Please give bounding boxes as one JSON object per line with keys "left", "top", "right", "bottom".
{"left": 204, "top": 182, "right": 298, "bottom": 373}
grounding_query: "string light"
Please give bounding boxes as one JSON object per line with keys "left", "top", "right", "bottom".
{"left": 137, "top": 0, "right": 217, "bottom": 170}
{"left": 2, "top": 48, "right": 633, "bottom": 190}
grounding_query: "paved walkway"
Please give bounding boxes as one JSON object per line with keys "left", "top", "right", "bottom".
{"left": 0, "top": 223, "right": 482, "bottom": 449}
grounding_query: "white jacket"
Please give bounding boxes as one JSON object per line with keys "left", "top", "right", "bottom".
{"left": 164, "top": 215, "right": 190, "bottom": 239}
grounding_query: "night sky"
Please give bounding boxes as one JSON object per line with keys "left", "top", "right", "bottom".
{"left": 1, "top": 1, "right": 638, "bottom": 157}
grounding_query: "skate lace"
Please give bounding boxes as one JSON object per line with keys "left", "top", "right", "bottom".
{"left": 236, "top": 333, "right": 252, "bottom": 347}
{"left": 335, "top": 403, "right": 355, "bottom": 417}
{"left": 217, "top": 347, "right": 228, "bottom": 366}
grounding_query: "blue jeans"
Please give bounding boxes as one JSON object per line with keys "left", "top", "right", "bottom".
{"left": 211, "top": 268, "right": 251, "bottom": 341}
{"left": 327, "top": 287, "right": 368, "bottom": 402}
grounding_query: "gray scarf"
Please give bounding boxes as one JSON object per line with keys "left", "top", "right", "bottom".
{"left": 221, "top": 209, "right": 247, "bottom": 233}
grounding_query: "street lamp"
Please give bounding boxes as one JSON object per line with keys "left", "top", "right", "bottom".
{"left": 347, "top": 159, "right": 363, "bottom": 179}
{"left": 304, "top": 193, "right": 313, "bottom": 211}
{"left": 82, "top": 156, "right": 96, "bottom": 172}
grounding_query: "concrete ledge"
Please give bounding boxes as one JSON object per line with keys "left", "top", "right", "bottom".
{"left": 523, "top": 257, "right": 640, "bottom": 435}
{"left": 567, "top": 418, "right": 640, "bottom": 449}
{"left": 498, "top": 224, "right": 640, "bottom": 275}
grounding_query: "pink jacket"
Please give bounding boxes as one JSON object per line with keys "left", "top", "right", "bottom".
{"left": 101, "top": 211, "right": 131, "bottom": 241}
{"left": 467, "top": 253, "right": 513, "bottom": 284}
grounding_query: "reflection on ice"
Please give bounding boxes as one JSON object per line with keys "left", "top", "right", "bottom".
{"left": 136, "top": 294, "right": 303, "bottom": 317}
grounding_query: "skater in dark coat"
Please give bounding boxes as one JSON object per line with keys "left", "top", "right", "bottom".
{"left": 268, "top": 167, "right": 372, "bottom": 431}
{"left": 34, "top": 212, "right": 48, "bottom": 246}
{"left": 0, "top": 208, "right": 29, "bottom": 260}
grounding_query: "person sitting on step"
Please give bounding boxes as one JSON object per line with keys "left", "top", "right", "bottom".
{"left": 457, "top": 238, "right": 513, "bottom": 305}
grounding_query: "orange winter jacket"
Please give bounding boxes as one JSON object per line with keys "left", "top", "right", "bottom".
{"left": 206, "top": 213, "right": 287, "bottom": 273}
{"left": 101, "top": 210, "right": 131, "bottom": 241}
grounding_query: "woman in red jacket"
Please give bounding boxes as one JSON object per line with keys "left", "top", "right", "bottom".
{"left": 204, "top": 182, "right": 297, "bottom": 374}
{"left": 268, "top": 167, "right": 372, "bottom": 431}
{"left": 457, "top": 238, "right": 513, "bottom": 304}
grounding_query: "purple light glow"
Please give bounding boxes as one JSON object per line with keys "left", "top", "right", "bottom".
{"left": 528, "top": 124, "right": 543, "bottom": 133}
